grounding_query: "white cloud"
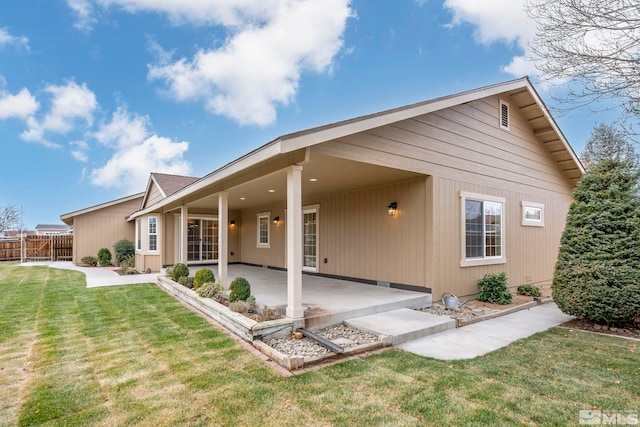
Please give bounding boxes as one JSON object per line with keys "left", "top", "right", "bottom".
{"left": 70, "top": 140, "right": 89, "bottom": 162}
{"left": 443, "top": 0, "right": 537, "bottom": 77}
{"left": 148, "top": 0, "right": 352, "bottom": 125}
{"left": 20, "top": 81, "right": 97, "bottom": 147}
{"left": 0, "top": 28, "right": 29, "bottom": 50}
{"left": 72, "top": 0, "right": 352, "bottom": 126}
{"left": 41, "top": 81, "right": 97, "bottom": 133}
{"left": 88, "top": 106, "right": 191, "bottom": 191}
{"left": 67, "top": 0, "right": 98, "bottom": 32}
{"left": 0, "top": 88, "right": 39, "bottom": 120}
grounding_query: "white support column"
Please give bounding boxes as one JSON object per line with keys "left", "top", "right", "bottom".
{"left": 286, "top": 165, "right": 304, "bottom": 319}
{"left": 180, "top": 205, "right": 188, "bottom": 264}
{"left": 218, "top": 192, "right": 229, "bottom": 286}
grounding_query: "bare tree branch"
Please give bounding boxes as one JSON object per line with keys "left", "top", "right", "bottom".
{"left": 0, "top": 205, "right": 20, "bottom": 233}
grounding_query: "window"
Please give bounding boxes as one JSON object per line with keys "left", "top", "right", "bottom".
{"left": 460, "top": 192, "right": 506, "bottom": 267}
{"left": 135, "top": 218, "right": 141, "bottom": 251}
{"left": 521, "top": 201, "right": 544, "bottom": 227}
{"left": 148, "top": 216, "right": 157, "bottom": 252}
{"left": 257, "top": 212, "right": 270, "bottom": 248}
{"left": 499, "top": 100, "right": 510, "bottom": 130}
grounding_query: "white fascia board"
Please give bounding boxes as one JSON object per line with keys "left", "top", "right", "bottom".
{"left": 128, "top": 140, "right": 283, "bottom": 220}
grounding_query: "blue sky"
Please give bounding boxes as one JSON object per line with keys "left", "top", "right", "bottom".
{"left": 0, "top": 0, "right": 620, "bottom": 229}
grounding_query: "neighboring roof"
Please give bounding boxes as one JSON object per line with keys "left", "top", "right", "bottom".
{"left": 129, "top": 77, "right": 585, "bottom": 220}
{"left": 35, "top": 224, "right": 71, "bottom": 230}
{"left": 140, "top": 173, "right": 200, "bottom": 208}
{"left": 60, "top": 193, "right": 144, "bottom": 225}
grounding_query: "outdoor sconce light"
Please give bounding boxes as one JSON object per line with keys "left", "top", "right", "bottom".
{"left": 272, "top": 216, "right": 280, "bottom": 224}
{"left": 387, "top": 202, "right": 397, "bottom": 216}
{"left": 229, "top": 220, "right": 235, "bottom": 229}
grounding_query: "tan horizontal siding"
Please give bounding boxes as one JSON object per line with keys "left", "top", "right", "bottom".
{"left": 144, "top": 184, "right": 164, "bottom": 208}
{"left": 72, "top": 197, "right": 142, "bottom": 264}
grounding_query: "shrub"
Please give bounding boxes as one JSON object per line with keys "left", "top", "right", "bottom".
{"left": 171, "top": 263, "right": 189, "bottom": 281}
{"left": 97, "top": 248, "right": 112, "bottom": 266}
{"left": 229, "top": 277, "right": 251, "bottom": 302}
{"left": 229, "top": 295, "right": 256, "bottom": 313}
{"left": 113, "top": 239, "right": 135, "bottom": 266}
{"left": 194, "top": 268, "right": 215, "bottom": 290}
{"left": 518, "top": 284, "right": 542, "bottom": 297}
{"left": 178, "top": 276, "right": 194, "bottom": 289}
{"left": 119, "top": 254, "right": 135, "bottom": 274}
{"left": 196, "top": 282, "right": 224, "bottom": 298}
{"left": 477, "top": 272, "right": 513, "bottom": 305}
{"left": 256, "top": 305, "right": 282, "bottom": 322}
{"left": 81, "top": 256, "right": 98, "bottom": 266}
{"left": 165, "top": 266, "right": 173, "bottom": 278}
{"left": 553, "top": 160, "right": 640, "bottom": 324}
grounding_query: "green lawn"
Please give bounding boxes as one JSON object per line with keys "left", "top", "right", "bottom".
{"left": 0, "top": 265, "right": 637, "bottom": 426}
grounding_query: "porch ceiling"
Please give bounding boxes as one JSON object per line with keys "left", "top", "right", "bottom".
{"left": 186, "top": 153, "right": 424, "bottom": 210}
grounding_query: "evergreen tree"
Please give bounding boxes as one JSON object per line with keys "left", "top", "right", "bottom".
{"left": 581, "top": 123, "right": 638, "bottom": 170}
{"left": 553, "top": 160, "right": 640, "bottom": 325}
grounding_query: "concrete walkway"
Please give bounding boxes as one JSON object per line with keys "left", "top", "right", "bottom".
{"left": 398, "top": 303, "right": 574, "bottom": 360}
{"left": 20, "top": 261, "right": 159, "bottom": 288}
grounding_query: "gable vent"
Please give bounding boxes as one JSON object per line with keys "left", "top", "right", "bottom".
{"left": 500, "top": 100, "right": 510, "bottom": 130}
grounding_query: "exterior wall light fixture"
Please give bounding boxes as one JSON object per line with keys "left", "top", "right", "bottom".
{"left": 273, "top": 216, "right": 280, "bottom": 224}
{"left": 387, "top": 202, "right": 397, "bottom": 216}
{"left": 230, "top": 220, "right": 236, "bottom": 229}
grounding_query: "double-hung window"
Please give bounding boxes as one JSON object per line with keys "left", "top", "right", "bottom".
{"left": 148, "top": 216, "right": 158, "bottom": 252}
{"left": 460, "top": 192, "right": 506, "bottom": 267}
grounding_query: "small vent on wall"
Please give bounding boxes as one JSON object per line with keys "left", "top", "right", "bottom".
{"left": 377, "top": 281, "right": 390, "bottom": 288}
{"left": 500, "top": 101, "right": 510, "bottom": 130}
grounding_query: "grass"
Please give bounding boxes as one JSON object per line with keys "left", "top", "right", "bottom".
{"left": 0, "top": 265, "right": 638, "bottom": 426}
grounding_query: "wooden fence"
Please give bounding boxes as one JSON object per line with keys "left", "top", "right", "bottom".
{"left": 0, "top": 235, "right": 73, "bottom": 262}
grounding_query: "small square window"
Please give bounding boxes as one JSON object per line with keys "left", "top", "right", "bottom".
{"left": 521, "top": 201, "right": 544, "bottom": 227}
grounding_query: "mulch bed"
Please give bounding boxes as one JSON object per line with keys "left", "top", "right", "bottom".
{"left": 561, "top": 318, "right": 640, "bottom": 339}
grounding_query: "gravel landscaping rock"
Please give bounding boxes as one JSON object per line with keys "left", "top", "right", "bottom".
{"left": 264, "top": 324, "right": 379, "bottom": 358}
{"left": 416, "top": 304, "right": 480, "bottom": 321}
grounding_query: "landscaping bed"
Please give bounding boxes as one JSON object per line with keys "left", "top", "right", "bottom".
{"left": 561, "top": 318, "right": 640, "bottom": 340}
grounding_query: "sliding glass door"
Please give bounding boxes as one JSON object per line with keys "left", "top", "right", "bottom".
{"left": 187, "top": 218, "right": 218, "bottom": 263}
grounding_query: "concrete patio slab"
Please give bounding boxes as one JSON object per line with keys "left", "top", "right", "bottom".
{"left": 398, "top": 303, "right": 574, "bottom": 360}
{"left": 345, "top": 308, "right": 455, "bottom": 345}
{"left": 20, "top": 261, "right": 159, "bottom": 288}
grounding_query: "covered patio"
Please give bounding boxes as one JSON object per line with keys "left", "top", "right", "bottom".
{"left": 187, "top": 264, "right": 432, "bottom": 329}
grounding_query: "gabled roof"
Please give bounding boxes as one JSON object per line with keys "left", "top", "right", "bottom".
{"left": 35, "top": 224, "right": 71, "bottom": 230}
{"left": 140, "top": 173, "right": 200, "bottom": 208}
{"left": 129, "top": 77, "right": 584, "bottom": 220}
{"left": 60, "top": 193, "right": 144, "bottom": 225}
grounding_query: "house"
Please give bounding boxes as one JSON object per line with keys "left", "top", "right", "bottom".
{"left": 35, "top": 224, "right": 73, "bottom": 236}
{"left": 61, "top": 77, "right": 583, "bottom": 320}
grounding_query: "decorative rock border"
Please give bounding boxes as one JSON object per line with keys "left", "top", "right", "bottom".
{"left": 253, "top": 337, "right": 390, "bottom": 370}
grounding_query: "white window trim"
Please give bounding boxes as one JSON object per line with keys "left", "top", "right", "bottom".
{"left": 521, "top": 201, "right": 545, "bottom": 227}
{"left": 257, "top": 212, "right": 270, "bottom": 248}
{"left": 135, "top": 218, "right": 142, "bottom": 252}
{"left": 302, "top": 204, "right": 320, "bottom": 272}
{"left": 148, "top": 216, "right": 158, "bottom": 253}
{"left": 460, "top": 191, "right": 506, "bottom": 267}
{"left": 499, "top": 100, "right": 510, "bottom": 131}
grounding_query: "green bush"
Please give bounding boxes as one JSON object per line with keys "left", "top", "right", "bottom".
{"left": 196, "top": 282, "right": 224, "bottom": 298}
{"left": 518, "top": 284, "right": 542, "bottom": 297}
{"left": 477, "top": 272, "right": 513, "bottom": 305}
{"left": 194, "top": 268, "right": 215, "bottom": 290}
{"left": 165, "top": 266, "right": 173, "bottom": 278}
{"left": 553, "top": 160, "right": 640, "bottom": 324}
{"left": 113, "top": 239, "right": 135, "bottom": 266}
{"left": 81, "top": 256, "right": 98, "bottom": 266}
{"left": 171, "top": 263, "right": 189, "bottom": 281}
{"left": 97, "top": 248, "right": 112, "bottom": 266}
{"left": 229, "top": 277, "right": 251, "bottom": 302}
{"left": 178, "top": 276, "right": 194, "bottom": 289}
{"left": 256, "top": 305, "right": 282, "bottom": 322}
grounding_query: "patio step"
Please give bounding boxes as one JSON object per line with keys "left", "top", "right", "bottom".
{"left": 345, "top": 308, "right": 455, "bottom": 345}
